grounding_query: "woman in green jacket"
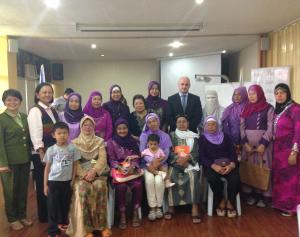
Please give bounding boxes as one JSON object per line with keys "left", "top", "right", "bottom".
{"left": 0, "top": 89, "right": 32, "bottom": 231}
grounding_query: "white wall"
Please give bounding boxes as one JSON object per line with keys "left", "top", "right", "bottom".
{"left": 160, "top": 54, "right": 221, "bottom": 103}
{"left": 229, "top": 41, "right": 260, "bottom": 82}
{"left": 63, "top": 60, "right": 159, "bottom": 111}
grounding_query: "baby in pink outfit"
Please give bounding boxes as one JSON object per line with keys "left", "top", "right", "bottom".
{"left": 141, "top": 134, "right": 175, "bottom": 188}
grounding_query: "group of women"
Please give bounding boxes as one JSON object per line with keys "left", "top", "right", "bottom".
{"left": 0, "top": 79, "right": 299, "bottom": 237}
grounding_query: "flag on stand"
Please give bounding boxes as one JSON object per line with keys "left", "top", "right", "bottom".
{"left": 39, "top": 64, "right": 46, "bottom": 83}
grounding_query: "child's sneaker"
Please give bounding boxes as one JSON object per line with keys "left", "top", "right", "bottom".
{"left": 155, "top": 207, "right": 163, "bottom": 219}
{"left": 148, "top": 210, "right": 156, "bottom": 221}
{"left": 165, "top": 179, "right": 175, "bottom": 188}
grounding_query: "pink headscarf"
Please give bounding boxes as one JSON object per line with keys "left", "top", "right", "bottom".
{"left": 240, "top": 85, "right": 269, "bottom": 118}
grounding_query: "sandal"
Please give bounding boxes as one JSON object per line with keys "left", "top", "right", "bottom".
{"left": 164, "top": 212, "right": 174, "bottom": 220}
{"left": 118, "top": 218, "right": 127, "bottom": 229}
{"left": 216, "top": 208, "right": 226, "bottom": 217}
{"left": 281, "top": 211, "right": 293, "bottom": 217}
{"left": 227, "top": 209, "right": 237, "bottom": 218}
{"left": 191, "top": 214, "right": 201, "bottom": 224}
{"left": 132, "top": 216, "right": 141, "bottom": 227}
{"left": 101, "top": 228, "right": 112, "bottom": 237}
{"left": 58, "top": 224, "right": 68, "bottom": 231}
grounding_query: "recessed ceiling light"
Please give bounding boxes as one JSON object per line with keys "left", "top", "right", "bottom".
{"left": 169, "top": 41, "right": 183, "bottom": 48}
{"left": 222, "top": 50, "right": 227, "bottom": 54}
{"left": 44, "top": 0, "right": 60, "bottom": 9}
{"left": 100, "top": 54, "right": 105, "bottom": 57}
{"left": 169, "top": 52, "right": 174, "bottom": 57}
{"left": 195, "top": 0, "right": 204, "bottom": 4}
{"left": 91, "top": 44, "right": 97, "bottom": 49}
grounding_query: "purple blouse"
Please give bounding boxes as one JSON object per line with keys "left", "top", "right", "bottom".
{"left": 106, "top": 139, "right": 141, "bottom": 169}
{"left": 91, "top": 110, "right": 113, "bottom": 141}
{"left": 59, "top": 113, "right": 80, "bottom": 143}
{"left": 240, "top": 105, "right": 274, "bottom": 146}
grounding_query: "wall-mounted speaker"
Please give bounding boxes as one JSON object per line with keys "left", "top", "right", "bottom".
{"left": 52, "top": 63, "right": 64, "bottom": 81}
{"left": 260, "top": 37, "right": 269, "bottom": 51}
{"left": 8, "top": 39, "right": 18, "bottom": 53}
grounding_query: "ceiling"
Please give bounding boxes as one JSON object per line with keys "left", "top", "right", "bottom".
{"left": 1, "top": 0, "right": 300, "bottom": 61}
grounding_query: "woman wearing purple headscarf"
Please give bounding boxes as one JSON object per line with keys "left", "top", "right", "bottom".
{"left": 140, "top": 113, "right": 172, "bottom": 159}
{"left": 199, "top": 116, "right": 240, "bottom": 218}
{"left": 106, "top": 118, "right": 143, "bottom": 229}
{"left": 222, "top": 87, "right": 248, "bottom": 156}
{"left": 102, "top": 85, "right": 130, "bottom": 126}
{"left": 146, "top": 81, "right": 168, "bottom": 131}
{"left": 139, "top": 113, "right": 172, "bottom": 220}
{"left": 83, "top": 91, "right": 113, "bottom": 141}
{"left": 240, "top": 85, "right": 274, "bottom": 207}
{"left": 59, "top": 92, "right": 84, "bottom": 142}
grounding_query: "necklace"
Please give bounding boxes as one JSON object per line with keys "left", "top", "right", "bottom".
{"left": 274, "top": 103, "right": 292, "bottom": 135}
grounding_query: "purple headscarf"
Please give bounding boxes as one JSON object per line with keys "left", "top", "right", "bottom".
{"left": 64, "top": 92, "right": 84, "bottom": 124}
{"left": 221, "top": 86, "right": 248, "bottom": 122}
{"left": 141, "top": 113, "right": 172, "bottom": 149}
{"left": 146, "top": 81, "right": 167, "bottom": 109}
{"left": 113, "top": 118, "right": 139, "bottom": 154}
{"left": 83, "top": 91, "right": 106, "bottom": 118}
{"left": 204, "top": 115, "right": 224, "bottom": 145}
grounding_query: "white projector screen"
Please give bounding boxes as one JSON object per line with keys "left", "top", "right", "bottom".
{"left": 160, "top": 54, "right": 222, "bottom": 104}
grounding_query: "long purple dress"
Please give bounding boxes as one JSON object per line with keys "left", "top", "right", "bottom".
{"left": 240, "top": 105, "right": 274, "bottom": 197}
{"left": 106, "top": 139, "right": 143, "bottom": 212}
{"left": 222, "top": 86, "right": 248, "bottom": 145}
{"left": 272, "top": 103, "right": 300, "bottom": 213}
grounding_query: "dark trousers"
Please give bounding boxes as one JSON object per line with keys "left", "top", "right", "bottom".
{"left": 47, "top": 180, "right": 72, "bottom": 236}
{"left": 206, "top": 167, "right": 240, "bottom": 207}
{"left": 32, "top": 154, "right": 48, "bottom": 222}
{"left": 0, "top": 163, "right": 30, "bottom": 222}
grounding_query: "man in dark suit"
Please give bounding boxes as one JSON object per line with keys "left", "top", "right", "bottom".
{"left": 167, "top": 76, "right": 202, "bottom": 133}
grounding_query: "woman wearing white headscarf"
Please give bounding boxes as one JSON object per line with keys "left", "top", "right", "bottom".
{"left": 165, "top": 115, "right": 201, "bottom": 223}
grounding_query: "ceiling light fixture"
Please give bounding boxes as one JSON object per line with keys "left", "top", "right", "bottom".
{"left": 169, "top": 41, "right": 184, "bottom": 48}
{"left": 91, "top": 44, "right": 97, "bottom": 49}
{"left": 195, "top": 0, "right": 204, "bottom": 4}
{"left": 169, "top": 53, "right": 174, "bottom": 57}
{"left": 76, "top": 23, "right": 204, "bottom": 32}
{"left": 44, "top": 0, "right": 60, "bottom": 9}
{"left": 100, "top": 54, "right": 105, "bottom": 57}
{"left": 222, "top": 50, "right": 227, "bottom": 54}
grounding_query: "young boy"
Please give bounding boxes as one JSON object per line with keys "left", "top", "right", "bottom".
{"left": 43, "top": 122, "right": 80, "bottom": 237}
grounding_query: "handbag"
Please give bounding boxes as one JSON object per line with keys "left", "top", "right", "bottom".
{"left": 239, "top": 152, "right": 271, "bottom": 191}
{"left": 111, "top": 155, "right": 144, "bottom": 183}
